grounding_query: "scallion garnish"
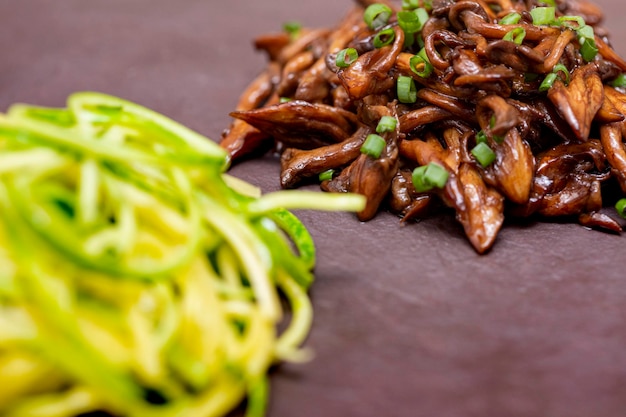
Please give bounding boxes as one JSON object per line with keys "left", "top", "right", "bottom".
{"left": 402, "top": 0, "right": 419, "bottom": 10}
{"left": 539, "top": 63, "right": 571, "bottom": 91}
{"left": 539, "top": 72, "right": 558, "bottom": 91}
{"left": 376, "top": 116, "right": 398, "bottom": 133}
{"left": 409, "top": 48, "right": 434, "bottom": 78}
{"left": 415, "top": 33, "right": 426, "bottom": 49}
{"left": 488, "top": 115, "right": 504, "bottom": 143}
{"left": 616, "top": 198, "right": 626, "bottom": 219}
{"left": 398, "top": 8, "right": 429, "bottom": 47}
{"left": 571, "top": 24, "right": 598, "bottom": 62}
{"left": 539, "top": 0, "right": 556, "bottom": 5}
{"left": 611, "top": 73, "right": 626, "bottom": 88}
{"left": 364, "top": 3, "right": 393, "bottom": 29}
{"left": 476, "top": 130, "right": 488, "bottom": 144}
{"left": 397, "top": 75, "right": 417, "bottom": 103}
{"left": 361, "top": 134, "right": 387, "bottom": 158}
{"left": 471, "top": 142, "right": 497, "bottom": 168}
{"left": 503, "top": 27, "right": 526, "bottom": 44}
{"left": 416, "top": 7, "right": 429, "bottom": 28}
{"left": 283, "top": 21, "right": 302, "bottom": 39}
{"left": 403, "top": 0, "right": 432, "bottom": 11}
{"left": 552, "top": 63, "right": 571, "bottom": 84}
{"left": 336, "top": 47, "right": 359, "bottom": 68}
{"left": 500, "top": 12, "right": 521, "bottom": 25}
{"left": 412, "top": 162, "right": 449, "bottom": 192}
{"left": 279, "top": 97, "right": 292, "bottom": 103}
{"left": 579, "top": 35, "right": 598, "bottom": 62}
{"left": 557, "top": 15, "right": 586, "bottom": 30}
{"left": 398, "top": 11, "right": 421, "bottom": 34}
{"left": 551, "top": 15, "right": 598, "bottom": 62}
{"left": 318, "top": 169, "right": 335, "bottom": 182}
{"left": 373, "top": 28, "right": 395, "bottom": 48}
{"left": 577, "top": 24, "right": 594, "bottom": 40}
{"left": 530, "top": 6, "right": 556, "bottom": 26}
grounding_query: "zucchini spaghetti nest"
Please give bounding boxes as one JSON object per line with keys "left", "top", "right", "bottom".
{"left": 0, "top": 92, "right": 364, "bottom": 417}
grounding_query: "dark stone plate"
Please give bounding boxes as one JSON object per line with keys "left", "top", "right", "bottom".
{"left": 2, "top": 1, "right": 625, "bottom": 416}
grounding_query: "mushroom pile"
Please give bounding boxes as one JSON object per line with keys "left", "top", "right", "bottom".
{"left": 222, "top": 0, "right": 626, "bottom": 253}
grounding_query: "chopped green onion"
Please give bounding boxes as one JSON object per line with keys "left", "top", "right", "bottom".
{"left": 471, "top": 142, "right": 497, "bottom": 167}
{"left": 318, "top": 169, "right": 335, "bottom": 182}
{"left": 376, "top": 116, "right": 398, "bottom": 133}
{"left": 415, "top": 33, "right": 425, "bottom": 49}
{"left": 557, "top": 15, "right": 585, "bottom": 30}
{"left": 499, "top": 12, "right": 521, "bottom": 25}
{"left": 404, "top": 35, "right": 416, "bottom": 49}
{"left": 412, "top": 162, "right": 449, "bottom": 192}
{"left": 503, "top": 27, "right": 526, "bottom": 44}
{"left": 539, "top": 0, "right": 556, "bottom": 5}
{"left": 530, "top": 6, "right": 556, "bottom": 26}
{"left": 336, "top": 47, "right": 359, "bottom": 68}
{"left": 416, "top": 8, "right": 429, "bottom": 29}
{"left": 424, "top": 163, "right": 449, "bottom": 188}
{"left": 283, "top": 21, "right": 301, "bottom": 33}
{"left": 361, "top": 134, "right": 387, "bottom": 158}
{"left": 402, "top": 0, "right": 419, "bottom": 9}
{"left": 577, "top": 24, "right": 594, "bottom": 40}
{"left": 552, "top": 14, "right": 599, "bottom": 62}
{"left": 552, "top": 63, "right": 570, "bottom": 84}
{"left": 539, "top": 63, "right": 570, "bottom": 92}
{"left": 283, "top": 21, "right": 302, "bottom": 39}
{"left": 409, "top": 48, "right": 434, "bottom": 78}
{"left": 398, "top": 11, "right": 421, "bottom": 34}
{"left": 399, "top": 8, "right": 429, "bottom": 47}
{"left": 397, "top": 75, "right": 417, "bottom": 103}
{"left": 616, "top": 198, "right": 626, "bottom": 219}
{"left": 364, "top": 3, "right": 393, "bottom": 29}
{"left": 412, "top": 166, "right": 430, "bottom": 192}
{"left": 539, "top": 72, "right": 558, "bottom": 91}
{"left": 403, "top": 0, "right": 433, "bottom": 11}
{"left": 373, "top": 28, "right": 395, "bottom": 48}
{"left": 579, "top": 35, "right": 598, "bottom": 62}
{"left": 610, "top": 73, "right": 626, "bottom": 88}
{"left": 476, "top": 130, "right": 488, "bottom": 144}
{"left": 566, "top": 24, "right": 598, "bottom": 62}
{"left": 397, "top": 9, "right": 428, "bottom": 47}
{"left": 279, "top": 97, "right": 292, "bottom": 103}
{"left": 488, "top": 116, "right": 504, "bottom": 143}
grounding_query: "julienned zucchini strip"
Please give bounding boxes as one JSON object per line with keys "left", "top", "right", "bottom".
{"left": 0, "top": 92, "right": 365, "bottom": 417}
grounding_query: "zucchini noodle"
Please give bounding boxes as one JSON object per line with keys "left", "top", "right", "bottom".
{"left": 0, "top": 92, "right": 365, "bottom": 417}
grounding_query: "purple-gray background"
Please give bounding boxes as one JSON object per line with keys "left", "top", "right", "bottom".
{"left": 1, "top": 1, "right": 626, "bottom": 416}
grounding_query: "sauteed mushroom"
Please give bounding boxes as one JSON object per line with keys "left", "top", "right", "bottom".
{"left": 222, "top": 0, "right": 626, "bottom": 253}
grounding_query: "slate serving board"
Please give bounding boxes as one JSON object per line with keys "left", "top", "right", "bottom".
{"left": 2, "top": 1, "right": 626, "bottom": 416}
